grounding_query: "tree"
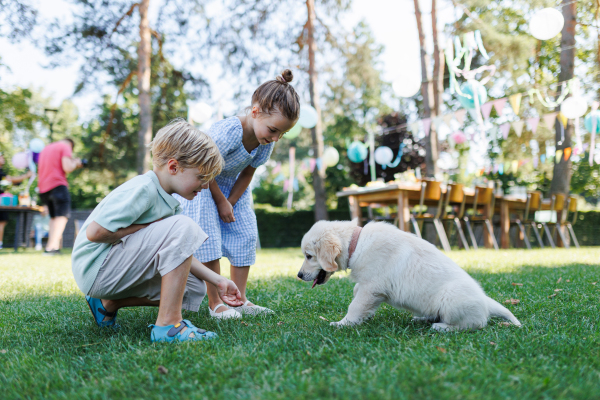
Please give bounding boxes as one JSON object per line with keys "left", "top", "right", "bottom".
{"left": 0, "top": 0, "right": 37, "bottom": 43}
{"left": 45, "top": 0, "right": 209, "bottom": 174}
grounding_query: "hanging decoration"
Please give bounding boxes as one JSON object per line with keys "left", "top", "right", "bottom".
{"left": 481, "top": 102, "right": 494, "bottom": 119}
{"left": 493, "top": 98, "right": 508, "bottom": 116}
{"left": 347, "top": 141, "right": 368, "bottom": 163}
{"left": 457, "top": 81, "right": 488, "bottom": 110}
{"left": 298, "top": 105, "right": 318, "bottom": 129}
{"left": 421, "top": 118, "right": 432, "bottom": 136}
{"left": 454, "top": 109, "right": 467, "bottom": 126}
{"left": 526, "top": 117, "right": 540, "bottom": 135}
{"left": 543, "top": 112, "right": 558, "bottom": 129}
{"left": 188, "top": 102, "right": 213, "bottom": 124}
{"left": 11, "top": 152, "right": 29, "bottom": 169}
{"left": 499, "top": 123, "right": 510, "bottom": 140}
{"left": 529, "top": 8, "right": 565, "bottom": 41}
{"left": 585, "top": 105, "right": 600, "bottom": 165}
{"left": 511, "top": 120, "right": 524, "bottom": 137}
{"left": 508, "top": 94, "right": 522, "bottom": 115}
{"left": 392, "top": 74, "right": 422, "bottom": 98}
{"left": 29, "top": 139, "right": 45, "bottom": 153}
{"left": 561, "top": 79, "right": 588, "bottom": 119}
{"left": 374, "top": 146, "right": 394, "bottom": 166}
{"left": 285, "top": 123, "right": 302, "bottom": 139}
{"left": 322, "top": 147, "right": 339, "bottom": 168}
{"left": 528, "top": 81, "right": 571, "bottom": 109}
{"left": 557, "top": 112, "right": 568, "bottom": 128}
{"left": 451, "top": 131, "right": 467, "bottom": 144}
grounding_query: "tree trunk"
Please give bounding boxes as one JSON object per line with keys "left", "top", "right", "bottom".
{"left": 430, "top": 0, "right": 444, "bottom": 176}
{"left": 414, "top": 0, "right": 438, "bottom": 177}
{"left": 550, "top": 0, "right": 576, "bottom": 195}
{"left": 137, "top": 0, "right": 152, "bottom": 174}
{"left": 306, "top": 0, "right": 329, "bottom": 221}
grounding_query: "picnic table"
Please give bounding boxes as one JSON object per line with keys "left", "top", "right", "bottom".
{"left": 0, "top": 206, "right": 42, "bottom": 252}
{"left": 336, "top": 182, "right": 552, "bottom": 249}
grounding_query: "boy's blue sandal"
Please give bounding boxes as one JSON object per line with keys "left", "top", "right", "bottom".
{"left": 85, "top": 296, "right": 118, "bottom": 327}
{"left": 149, "top": 319, "right": 217, "bottom": 343}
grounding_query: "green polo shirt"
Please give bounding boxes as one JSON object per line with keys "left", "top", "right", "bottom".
{"left": 71, "top": 171, "right": 182, "bottom": 295}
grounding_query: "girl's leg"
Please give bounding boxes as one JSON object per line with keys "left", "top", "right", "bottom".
{"left": 203, "top": 259, "right": 229, "bottom": 313}
{"left": 230, "top": 265, "right": 252, "bottom": 305}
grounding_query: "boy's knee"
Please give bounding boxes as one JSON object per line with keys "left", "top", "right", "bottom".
{"left": 170, "top": 214, "right": 202, "bottom": 237}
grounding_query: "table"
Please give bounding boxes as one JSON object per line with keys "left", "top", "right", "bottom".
{"left": 0, "top": 206, "right": 42, "bottom": 252}
{"left": 336, "top": 184, "right": 552, "bottom": 249}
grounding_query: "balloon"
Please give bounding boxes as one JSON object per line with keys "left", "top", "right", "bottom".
{"left": 285, "top": 123, "right": 302, "bottom": 139}
{"left": 347, "top": 141, "right": 368, "bottom": 163}
{"left": 584, "top": 111, "right": 600, "bottom": 134}
{"left": 561, "top": 96, "right": 588, "bottom": 119}
{"left": 392, "top": 74, "right": 422, "bottom": 98}
{"left": 188, "top": 102, "right": 213, "bottom": 124}
{"left": 374, "top": 146, "right": 394, "bottom": 165}
{"left": 298, "top": 105, "right": 318, "bottom": 129}
{"left": 12, "top": 152, "right": 29, "bottom": 169}
{"left": 530, "top": 8, "right": 564, "bottom": 40}
{"left": 32, "top": 152, "right": 40, "bottom": 164}
{"left": 29, "top": 138, "right": 45, "bottom": 153}
{"left": 451, "top": 131, "right": 467, "bottom": 144}
{"left": 322, "top": 147, "right": 339, "bottom": 168}
{"left": 457, "top": 81, "right": 487, "bottom": 109}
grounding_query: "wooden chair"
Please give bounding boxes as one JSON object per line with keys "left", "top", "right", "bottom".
{"left": 440, "top": 183, "right": 470, "bottom": 250}
{"left": 410, "top": 179, "right": 451, "bottom": 252}
{"left": 539, "top": 193, "right": 568, "bottom": 248}
{"left": 511, "top": 191, "right": 544, "bottom": 249}
{"left": 563, "top": 196, "right": 581, "bottom": 248}
{"left": 463, "top": 186, "right": 499, "bottom": 250}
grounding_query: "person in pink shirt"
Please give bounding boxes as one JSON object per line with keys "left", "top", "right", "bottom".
{"left": 37, "top": 138, "right": 83, "bottom": 255}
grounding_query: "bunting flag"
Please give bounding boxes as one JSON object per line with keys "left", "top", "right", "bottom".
{"left": 272, "top": 162, "right": 282, "bottom": 174}
{"left": 556, "top": 149, "right": 563, "bottom": 163}
{"left": 309, "top": 158, "right": 316, "bottom": 172}
{"left": 512, "top": 160, "right": 518, "bottom": 174}
{"left": 557, "top": 112, "right": 568, "bottom": 128}
{"left": 540, "top": 154, "right": 546, "bottom": 163}
{"left": 283, "top": 180, "right": 289, "bottom": 192}
{"left": 432, "top": 116, "right": 444, "bottom": 131}
{"left": 454, "top": 109, "right": 467, "bottom": 126}
{"left": 533, "top": 155, "right": 538, "bottom": 168}
{"left": 543, "top": 112, "right": 558, "bottom": 130}
{"left": 316, "top": 158, "right": 323, "bottom": 171}
{"left": 499, "top": 164, "right": 504, "bottom": 175}
{"left": 564, "top": 147, "right": 572, "bottom": 161}
{"left": 410, "top": 122, "right": 420, "bottom": 134}
{"left": 509, "top": 94, "right": 522, "bottom": 115}
{"left": 591, "top": 101, "right": 599, "bottom": 166}
{"left": 511, "top": 120, "right": 525, "bottom": 138}
{"left": 493, "top": 98, "right": 508, "bottom": 117}
{"left": 443, "top": 114, "right": 454, "bottom": 127}
{"left": 526, "top": 117, "right": 540, "bottom": 135}
{"left": 422, "top": 118, "right": 432, "bottom": 137}
{"left": 499, "top": 123, "right": 510, "bottom": 139}
{"left": 481, "top": 102, "right": 494, "bottom": 119}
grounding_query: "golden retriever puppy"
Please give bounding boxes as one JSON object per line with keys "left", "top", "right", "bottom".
{"left": 298, "top": 219, "right": 521, "bottom": 331}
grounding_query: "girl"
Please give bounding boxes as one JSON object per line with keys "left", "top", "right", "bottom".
{"left": 177, "top": 69, "right": 300, "bottom": 318}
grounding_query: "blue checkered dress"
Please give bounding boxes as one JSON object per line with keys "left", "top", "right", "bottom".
{"left": 174, "top": 117, "right": 274, "bottom": 266}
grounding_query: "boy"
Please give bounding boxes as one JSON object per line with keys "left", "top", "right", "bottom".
{"left": 72, "top": 119, "right": 243, "bottom": 342}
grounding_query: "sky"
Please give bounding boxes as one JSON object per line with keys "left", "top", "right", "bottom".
{"left": 0, "top": 0, "right": 457, "bottom": 123}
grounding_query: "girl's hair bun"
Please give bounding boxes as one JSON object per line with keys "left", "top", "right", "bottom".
{"left": 277, "top": 69, "right": 294, "bottom": 84}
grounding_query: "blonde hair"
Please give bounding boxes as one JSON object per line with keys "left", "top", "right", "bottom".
{"left": 251, "top": 69, "right": 300, "bottom": 122}
{"left": 150, "top": 118, "right": 223, "bottom": 181}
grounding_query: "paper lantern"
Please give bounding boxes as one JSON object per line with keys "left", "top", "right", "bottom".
{"left": 347, "top": 141, "right": 368, "bottom": 163}
{"left": 530, "top": 8, "right": 564, "bottom": 41}
{"left": 451, "top": 131, "right": 467, "bottom": 144}
{"left": 457, "top": 81, "right": 487, "bottom": 109}
{"left": 561, "top": 96, "right": 588, "bottom": 119}
{"left": 12, "top": 152, "right": 29, "bottom": 169}
{"left": 285, "top": 123, "right": 302, "bottom": 139}
{"left": 29, "top": 138, "right": 45, "bottom": 153}
{"left": 584, "top": 111, "right": 600, "bottom": 134}
{"left": 298, "top": 105, "right": 318, "bottom": 129}
{"left": 322, "top": 146, "right": 339, "bottom": 167}
{"left": 188, "top": 102, "right": 213, "bottom": 124}
{"left": 374, "top": 146, "right": 394, "bottom": 165}
{"left": 392, "top": 77, "right": 421, "bottom": 98}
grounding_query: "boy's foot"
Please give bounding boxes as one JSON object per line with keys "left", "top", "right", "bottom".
{"left": 43, "top": 249, "right": 61, "bottom": 256}
{"left": 209, "top": 304, "right": 242, "bottom": 319}
{"left": 233, "top": 300, "right": 274, "bottom": 316}
{"left": 35, "top": 244, "right": 42, "bottom": 251}
{"left": 150, "top": 319, "right": 217, "bottom": 343}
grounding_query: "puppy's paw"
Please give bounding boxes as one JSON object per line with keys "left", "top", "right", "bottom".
{"left": 432, "top": 322, "right": 457, "bottom": 332}
{"left": 412, "top": 316, "right": 430, "bottom": 322}
{"left": 330, "top": 318, "right": 356, "bottom": 327}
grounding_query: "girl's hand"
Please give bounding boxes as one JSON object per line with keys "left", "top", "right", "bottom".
{"left": 216, "top": 278, "right": 243, "bottom": 307}
{"left": 217, "top": 198, "right": 235, "bottom": 223}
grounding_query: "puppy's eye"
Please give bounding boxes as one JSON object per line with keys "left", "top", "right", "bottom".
{"left": 306, "top": 254, "right": 312, "bottom": 260}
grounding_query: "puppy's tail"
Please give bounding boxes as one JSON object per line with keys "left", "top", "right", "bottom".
{"left": 486, "top": 297, "right": 522, "bottom": 327}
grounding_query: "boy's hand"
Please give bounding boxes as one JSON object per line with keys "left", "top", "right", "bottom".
{"left": 217, "top": 198, "right": 235, "bottom": 223}
{"left": 216, "top": 278, "right": 243, "bottom": 307}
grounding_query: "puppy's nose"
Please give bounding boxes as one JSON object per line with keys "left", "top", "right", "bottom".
{"left": 297, "top": 271, "right": 304, "bottom": 279}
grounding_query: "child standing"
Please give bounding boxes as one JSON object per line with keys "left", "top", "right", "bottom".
{"left": 176, "top": 69, "right": 300, "bottom": 319}
{"left": 72, "top": 120, "right": 243, "bottom": 342}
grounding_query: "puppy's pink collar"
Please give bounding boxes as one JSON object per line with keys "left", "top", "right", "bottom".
{"left": 348, "top": 226, "right": 362, "bottom": 265}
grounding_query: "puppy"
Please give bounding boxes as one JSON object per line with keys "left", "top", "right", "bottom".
{"left": 298, "top": 219, "right": 521, "bottom": 331}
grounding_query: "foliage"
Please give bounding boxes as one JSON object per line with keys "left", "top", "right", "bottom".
{"left": 1, "top": 248, "right": 600, "bottom": 398}
{"left": 0, "top": 0, "right": 37, "bottom": 42}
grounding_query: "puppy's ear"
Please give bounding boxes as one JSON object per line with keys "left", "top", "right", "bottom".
{"left": 351, "top": 218, "right": 360, "bottom": 226}
{"left": 316, "top": 232, "right": 342, "bottom": 272}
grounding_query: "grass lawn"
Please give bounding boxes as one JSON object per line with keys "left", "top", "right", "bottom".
{"left": 1, "top": 247, "right": 599, "bottom": 399}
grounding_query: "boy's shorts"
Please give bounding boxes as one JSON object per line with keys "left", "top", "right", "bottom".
{"left": 39, "top": 185, "right": 71, "bottom": 218}
{"left": 87, "top": 215, "right": 208, "bottom": 312}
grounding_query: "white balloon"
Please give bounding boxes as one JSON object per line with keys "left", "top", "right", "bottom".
{"left": 530, "top": 8, "right": 564, "bottom": 40}
{"left": 374, "top": 146, "right": 394, "bottom": 165}
{"left": 188, "top": 102, "right": 213, "bottom": 124}
{"left": 561, "top": 96, "right": 588, "bottom": 119}
{"left": 393, "top": 77, "right": 422, "bottom": 98}
{"left": 322, "top": 146, "right": 340, "bottom": 168}
{"left": 298, "top": 105, "right": 318, "bottom": 129}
